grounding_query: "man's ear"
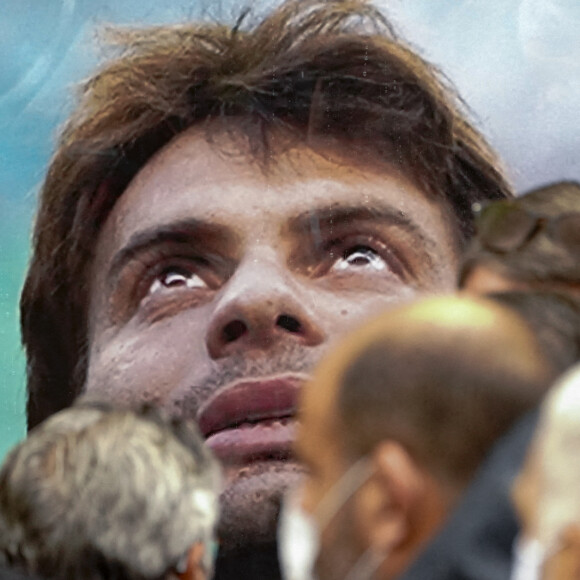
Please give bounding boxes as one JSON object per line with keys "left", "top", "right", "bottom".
{"left": 365, "top": 440, "right": 427, "bottom": 552}
{"left": 176, "top": 542, "right": 206, "bottom": 580}
{"left": 543, "top": 524, "right": 580, "bottom": 580}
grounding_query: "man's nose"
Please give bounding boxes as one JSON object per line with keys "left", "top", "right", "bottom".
{"left": 205, "top": 253, "right": 325, "bottom": 359}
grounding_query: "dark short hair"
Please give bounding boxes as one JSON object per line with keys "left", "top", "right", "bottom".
{"left": 0, "top": 401, "right": 220, "bottom": 580}
{"left": 337, "top": 306, "right": 553, "bottom": 486}
{"left": 21, "top": 0, "right": 512, "bottom": 429}
{"left": 487, "top": 291, "right": 580, "bottom": 372}
{"left": 460, "top": 181, "right": 580, "bottom": 286}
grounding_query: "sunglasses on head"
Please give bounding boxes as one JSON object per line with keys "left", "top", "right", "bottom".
{"left": 472, "top": 201, "right": 580, "bottom": 255}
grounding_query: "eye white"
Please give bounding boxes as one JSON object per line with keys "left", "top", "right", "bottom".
{"left": 333, "top": 248, "right": 386, "bottom": 271}
{"left": 149, "top": 270, "right": 206, "bottom": 293}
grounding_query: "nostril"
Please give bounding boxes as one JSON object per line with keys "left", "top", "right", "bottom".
{"left": 277, "top": 314, "right": 302, "bottom": 334}
{"left": 222, "top": 320, "right": 247, "bottom": 343}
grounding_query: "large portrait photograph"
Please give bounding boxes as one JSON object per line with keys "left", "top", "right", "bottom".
{"left": 0, "top": 1, "right": 579, "bottom": 579}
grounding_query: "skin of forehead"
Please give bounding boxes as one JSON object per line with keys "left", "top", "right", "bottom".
{"left": 93, "top": 124, "right": 458, "bottom": 264}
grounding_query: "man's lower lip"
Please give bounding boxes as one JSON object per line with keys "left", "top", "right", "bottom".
{"left": 205, "top": 418, "right": 296, "bottom": 463}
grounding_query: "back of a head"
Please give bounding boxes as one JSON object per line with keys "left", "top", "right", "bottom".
{"left": 519, "top": 181, "right": 580, "bottom": 217}
{"left": 488, "top": 291, "right": 580, "bottom": 374}
{"left": 461, "top": 181, "right": 580, "bottom": 287}
{"left": 534, "top": 365, "right": 580, "bottom": 551}
{"left": 0, "top": 402, "right": 220, "bottom": 580}
{"left": 336, "top": 296, "right": 555, "bottom": 488}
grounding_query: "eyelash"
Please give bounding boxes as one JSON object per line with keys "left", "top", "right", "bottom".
{"left": 322, "top": 235, "right": 410, "bottom": 280}
{"left": 115, "top": 234, "right": 411, "bottom": 322}
{"left": 131, "top": 249, "right": 212, "bottom": 303}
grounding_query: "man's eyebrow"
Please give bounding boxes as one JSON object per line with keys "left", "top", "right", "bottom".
{"left": 108, "top": 218, "right": 233, "bottom": 280}
{"left": 288, "top": 202, "right": 438, "bottom": 251}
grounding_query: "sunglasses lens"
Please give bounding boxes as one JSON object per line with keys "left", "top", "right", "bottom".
{"left": 477, "top": 204, "right": 538, "bottom": 253}
{"left": 553, "top": 214, "right": 580, "bottom": 250}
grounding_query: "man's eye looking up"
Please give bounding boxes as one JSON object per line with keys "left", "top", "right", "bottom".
{"left": 144, "top": 243, "right": 395, "bottom": 299}
{"left": 332, "top": 245, "right": 386, "bottom": 272}
{"left": 149, "top": 267, "right": 207, "bottom": 294}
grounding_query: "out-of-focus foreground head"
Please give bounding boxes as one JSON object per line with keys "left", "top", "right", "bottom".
{"left": 296, "top": 296, "right": 556, "bottom": 580}
{"left": 512, "top": 364, "right": 580, "bottom": 580}
{"left": 461, "top": 181, "right": 580, "bottom": 295}
{"left": 0, "top": 401, "right": 221, "bottom": 580}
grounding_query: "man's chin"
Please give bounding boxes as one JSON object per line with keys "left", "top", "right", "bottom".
{"left": 217, "top": 459, "right": 305, "bottom": 552}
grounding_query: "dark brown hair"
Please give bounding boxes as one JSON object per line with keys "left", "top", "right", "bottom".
{"left": 488, "top": 290, "right": 580, "bottom": 372}
{"left": 21, "top": 0, "right": 512, "bottom": 428}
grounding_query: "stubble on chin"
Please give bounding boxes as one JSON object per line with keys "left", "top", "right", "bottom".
{"left": 217, "top": 460, "right": 306, "bottom": 552}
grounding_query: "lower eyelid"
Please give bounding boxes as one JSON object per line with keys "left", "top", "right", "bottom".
{"left": 138, "top": 291, "right": 211, "bottom": 324}
{"left": 151, "top": 268, "right": 207, "bottom": 290}
{"left": 143, "top": 257, "right": 213, "bottom": 292}
{"left": 108, "top": 261, "right": 201, "bottom": 323}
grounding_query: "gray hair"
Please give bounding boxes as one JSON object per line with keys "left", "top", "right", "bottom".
{"left": 0, "top": 400, "right": 221, "bottom": 580}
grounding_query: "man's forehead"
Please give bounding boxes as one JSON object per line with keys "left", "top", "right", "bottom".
{"left": 118, "top": 127, "right": 429, "bottom": 205}
{"left": 137, "top": 122, "right": 418, "bottom": 181}
{"left": 97, "top": 127, "right": 455, "bottom": 251}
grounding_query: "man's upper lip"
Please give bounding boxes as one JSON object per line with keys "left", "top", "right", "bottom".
{"left": 197, "top": 375, "right": 304, "bottom": 438}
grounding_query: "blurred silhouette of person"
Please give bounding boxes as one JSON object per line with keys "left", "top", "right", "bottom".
{"left": 399, "top": 292, "right": 580, "bottom": 580}
{"left": 284, "top": 295, "right": 556, "bottom": 580}
{"left": 512, "top": 364, "right": 580, "bottom": 580}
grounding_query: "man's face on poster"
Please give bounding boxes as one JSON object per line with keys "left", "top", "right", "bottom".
{"left": 85, "top": 126, "right": 459, "bottom": 549}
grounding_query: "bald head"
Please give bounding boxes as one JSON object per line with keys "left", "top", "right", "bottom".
{"left": 307, "top": 296, "right": 554, "bottom": 487}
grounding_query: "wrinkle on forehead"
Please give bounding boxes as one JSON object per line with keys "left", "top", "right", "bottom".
{"left": 102, "top": 127, "right": 457, "bottom": 245}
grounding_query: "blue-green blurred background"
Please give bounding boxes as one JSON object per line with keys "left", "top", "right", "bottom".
{"left": 1, "top": 0, "right": 579, "bottom": 458}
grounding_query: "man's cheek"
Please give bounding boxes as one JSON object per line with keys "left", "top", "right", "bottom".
{"left": 84, "top": 332, "right": 201, "bottom": 408}
{"left": 322, "top": 288, "right": 419, "bottom": 337}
